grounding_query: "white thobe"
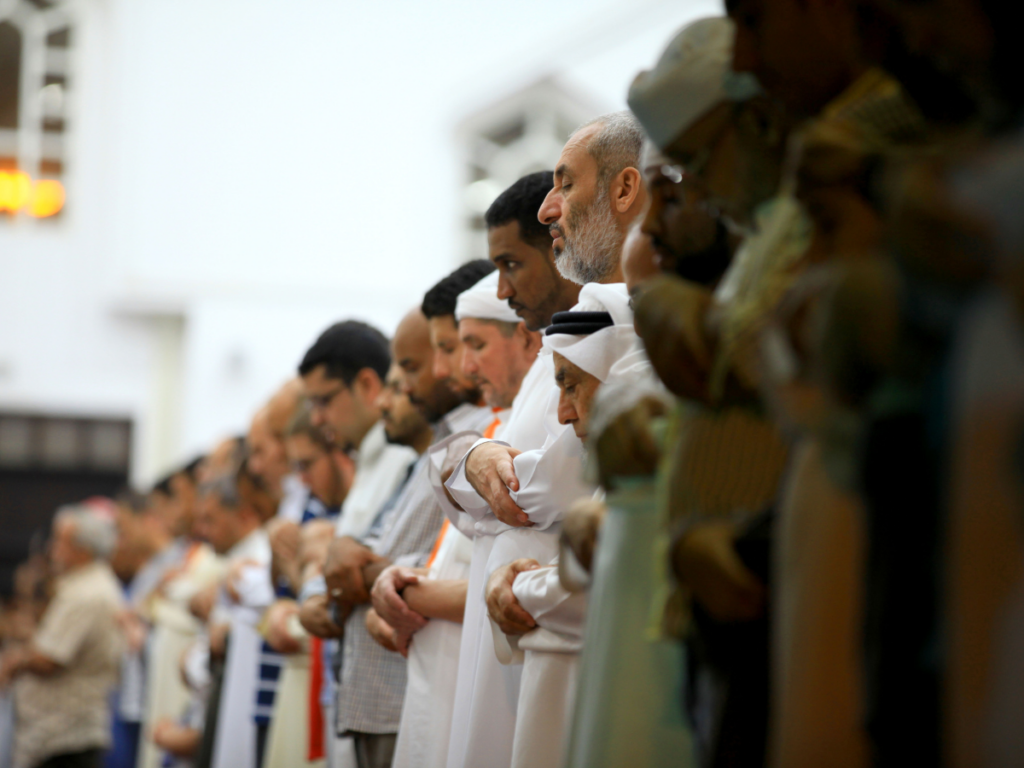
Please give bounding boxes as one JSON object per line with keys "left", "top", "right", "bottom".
{"left": 438, "top": 357, "right": 556, "bottom": 768}
{"left": 211, "top": 528, "right": 272, "bottom": 768}
{"left": 392, "top": 522, "right": 474, "bottom": 768}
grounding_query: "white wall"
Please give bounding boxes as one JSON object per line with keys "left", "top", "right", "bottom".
{"left": 0, "top": 0, "right": 721, "bottom": 484}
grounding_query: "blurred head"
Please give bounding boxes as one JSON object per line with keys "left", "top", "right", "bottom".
{"left": 422, "top": 260, "right": 494, "bottom": 400}
{"left": 374, "top": 364, "right": 432, "bottom": 450}
{"left": 111, "top": 489, "right": 165, "bottom": 581}
{"left": 538, "top": 112, "right": 647, "bottom": 285}
{"left": 486, "top": 172, "right": 581, "bottom": 330}
{"left": 641, "top": 157, "right": 734, "bottom": 287}
{"left": 298, "top": 321, "right": 390, "bottom": 451}
{"left": 553, "top": 352, "right": 603, "bottom": 441}
{"left": 459, "top": 317, "right": 541, "bottom": 409}
{"left": 394, "top": 307, "right": 464, "bottom": 421}
{"left": 247, "top": 379, "right": 303, "bottom": 498}
{"left": 873, "top": 0, "right": 1020, "bottom": 128}
{"left": 622, "top": 220, "right": 659, "bottom": 296}
{"left": 727, "top": 0, "right": 864, "bottom": 119}
{"left": 161, "top": 457, "right": 203, "bottom": 537}
{"left": 195, "top": 467, "right": 263, "bottom": 556}
{"left": 51, "top": 505, "right": 118, "bottom": 574}
{"left": 284, "top": 403, "right": 350, "bottom": 508}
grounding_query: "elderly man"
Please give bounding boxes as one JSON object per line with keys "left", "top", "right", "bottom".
{"left": 437, "top": 123, "right": 646, "bottom": 768}
{"left": 1, "top": 505, "right": 123, "bottom": 768}
{"left": 480, "top": 282, "right": 655, "bottom": 768}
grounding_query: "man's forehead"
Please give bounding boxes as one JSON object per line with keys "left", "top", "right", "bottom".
{"left": 557, "top": 126, "right": 600, "bottom": 176}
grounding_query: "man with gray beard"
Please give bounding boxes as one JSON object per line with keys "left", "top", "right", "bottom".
{"left": 438, "top": 111, "right": 647, "bottom": 768}
{"left": 538, "top": 111, "right": 647, "bottom": 287}
{"left": 462, "top": 110, "right": 647, "bottom": 527}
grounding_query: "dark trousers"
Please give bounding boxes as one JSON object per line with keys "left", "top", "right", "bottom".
{"left": 255, "top": 723, "right": 269, "bottom": 768}
{"left": 351, "top": 732, "right": 397, "bottom": 768}
{"left": 35, "top": 749, "right": 104, "bottom": 768}
{"left": 685, "top": 508, "right": 773, "bottom": 768}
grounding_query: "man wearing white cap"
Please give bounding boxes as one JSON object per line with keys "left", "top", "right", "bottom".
{"left": 435, "top": 120, "right": 646, "bottom": 768}
{"left": 474, "top": 282, "right": 654, "bottom": 768}
{"left": 367, "top": 271, "right": 541, "bottom": 768}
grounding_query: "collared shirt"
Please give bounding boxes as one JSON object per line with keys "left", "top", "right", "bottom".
{"left": 14, "top": 561, "right": 125, "bottom": 768}
{"left": 336, "top": 421, "right": 420, "bottom": 539}
{"left": 335, "top": 408, "right": 481, "bottom": 735}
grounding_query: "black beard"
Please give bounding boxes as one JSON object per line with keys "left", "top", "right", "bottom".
{"left": 672, "top": 219, "right": 734, "bottom": 287}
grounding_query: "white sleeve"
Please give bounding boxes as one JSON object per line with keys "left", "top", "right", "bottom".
{"left": 512, "top": 563, "right": 587, "bottom": 640}
{"left": 508, "top": 428, "right": 595, "bottom": 530}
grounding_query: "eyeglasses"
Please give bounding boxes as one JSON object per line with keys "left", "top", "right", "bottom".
{"left": 308, "top": 385, "right": 346, "bottom": 411}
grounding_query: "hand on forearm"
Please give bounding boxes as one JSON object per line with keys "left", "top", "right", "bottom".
{"left": 324, "top": 536, "right": 380, "bottom": 604}
{"left": 465, "top": 443, "right": 531, "bottom": 527}
{"left": 370, "top": 566, "right": 428, "bottom": 635}
{"left": 404, "top": 578, "right": 468, "bottom": 624}
{"left": 365, "top": 608, "right": 410, "bottom": 657}
{"left": 486, "top": 559, "right": 540, "bottom": 634}
{"left": 298, "top": 594, "right": 345, "bottom": 639}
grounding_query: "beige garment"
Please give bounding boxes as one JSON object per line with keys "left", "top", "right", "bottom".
{"left": 265, "top": 637, "right": 324, "bottom": 768}
{"left": 772, "top": 438, "right": 868, "bottom": 768}
{"left": 138, "top": 543, "right": 224, "bottom": 768}
{"left": 14, "top": 561, "right": 124, "bottom": 768}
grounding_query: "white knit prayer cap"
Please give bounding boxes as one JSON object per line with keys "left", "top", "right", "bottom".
{"left": 454, "top": 271, "right": 522, "bottom": 324}
{"left": 628, "top": 17, "right": 755, "bottom": 151}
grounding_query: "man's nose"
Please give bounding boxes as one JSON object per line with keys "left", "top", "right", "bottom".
{"left": 557, "top": 394, "right": 576, "bottom": 426}
{"left": 538, "top": 189, "right": 560, "bottom": 226}
{"left": 496, "top": 274, "right": 514, "bottom": 301}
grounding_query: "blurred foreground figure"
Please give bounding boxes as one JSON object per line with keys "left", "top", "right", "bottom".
{"left": 1, "top": 505, "right": 124, "bottom": 768}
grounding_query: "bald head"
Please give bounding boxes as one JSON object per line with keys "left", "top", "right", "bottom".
{"left": 248, "top": 379, "right": 304, "bottom": 499}
{"left": 267, "top": 378, "right": 304, "bottom": 436}
{"left": 395, "top": 306, "right": 464, "bottom": 422}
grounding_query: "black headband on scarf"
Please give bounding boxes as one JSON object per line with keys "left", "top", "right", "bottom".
{"left": 544, "top": 310, "right": 614, "bottom": 336}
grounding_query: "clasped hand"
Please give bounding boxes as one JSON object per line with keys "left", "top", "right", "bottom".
{"left": 485, "top": 559, "right": 540, "bottom": 635}
{"left": 371, "top": 565, "right": 428, "bottom": 636}
{"left": 465, "top": 442, "right": 531, "bottom": 527}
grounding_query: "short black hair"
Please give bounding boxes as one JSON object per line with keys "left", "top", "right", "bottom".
{"left": 152, "top": 475, "right": 174, "bottom": 497}
{"left": 421, "top": 260, "right": 496, "bottom": 320}
{"left": 181, "top": 455, "right": 205, "bottom": 482}
{"left": 485, "top": 171, "right": 554, "bottom": 251}
{"left": 298, "top": 320, "right": 391, "bottom": 385}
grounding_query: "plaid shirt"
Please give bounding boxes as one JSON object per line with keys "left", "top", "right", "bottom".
{"left": 335, "top": 409, "right": 490, "bottom": 735}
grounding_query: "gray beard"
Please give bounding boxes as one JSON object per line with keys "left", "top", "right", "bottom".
{"left": 555, "top": 194, "right": 621, "bottom": 285}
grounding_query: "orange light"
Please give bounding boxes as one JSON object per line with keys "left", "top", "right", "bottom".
{"left": 0, "top": 171, "right": 65, "bottom": 217}
{"left": 28, "top": 179, "right": 66, "bottom": 218}
{"left": 0, "top": 171, "right": 33, "bottom": 213}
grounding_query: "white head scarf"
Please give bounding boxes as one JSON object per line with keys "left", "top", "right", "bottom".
{"left": 541, "top": 283, "right": 651, "bottom": 386}
{"left": 454, "top": 271, "right": 522, "bottom": 324}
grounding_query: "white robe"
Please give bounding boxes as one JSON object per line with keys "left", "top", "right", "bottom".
{"left": 438, "top": 356, "right": 556, "bottom": 768}
{"left": 211, "top": 528, "right": 272, "bottom": 768}
{"left": 446, "top": 361, "right": 595, "bottom": 768}
{"left": 392, "top": 522, "right": 474, "bottom": 768}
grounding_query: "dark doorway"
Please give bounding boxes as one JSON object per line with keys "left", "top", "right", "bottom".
{"left": 0, "top": 413, "right": 132, "bottom": 596}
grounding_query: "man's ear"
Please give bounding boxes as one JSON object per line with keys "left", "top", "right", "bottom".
{"left": 610, "top": 167, "right": 644, "bottom": 214}
{"left": 352, "top": 368, "right": 383, "bottom": 406}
